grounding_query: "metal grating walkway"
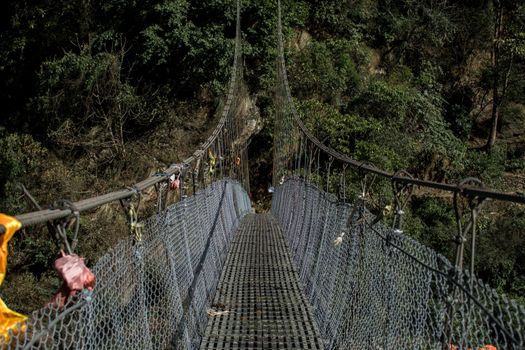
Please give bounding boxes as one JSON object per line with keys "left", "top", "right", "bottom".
{"left": 200, "top": 214, "right": 324, "bottom": 349}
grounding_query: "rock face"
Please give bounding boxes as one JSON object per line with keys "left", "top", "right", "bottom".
{"left": 235, "top": 94, "right": 262, "bottom": 148}
{"left": 291, "top": 29, "right": 312, "bottom": 51}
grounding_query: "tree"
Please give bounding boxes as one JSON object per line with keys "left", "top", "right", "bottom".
{"left": 485, "top": 1, "right": 525, "bottom": 150}
{"left": 33, "top": 46, "right": 163, "bottom": 166}
{"left": 374, "top": 0, "right": 456, "bottom": 68}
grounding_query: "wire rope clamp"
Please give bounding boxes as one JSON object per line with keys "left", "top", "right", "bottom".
{"left": 49, "top": 199, "right": 81, "bottom": 255}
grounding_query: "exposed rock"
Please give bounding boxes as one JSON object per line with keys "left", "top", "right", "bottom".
{"left": 235, "top": 94, "right": 262, "bottom": 148}
{"left": 291, "top": 29, "right": 311, "bottom": 51}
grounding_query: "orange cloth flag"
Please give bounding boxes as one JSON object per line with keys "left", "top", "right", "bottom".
{"left": 0, "top": 214, "right": 27, "bottom": 340}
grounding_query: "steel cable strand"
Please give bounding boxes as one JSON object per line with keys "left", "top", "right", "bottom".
{"left": 1, "top": 0, "right": 247, "bottom": 234}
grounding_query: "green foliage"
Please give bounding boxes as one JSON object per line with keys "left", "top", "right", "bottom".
{"left": 0, "top": 130, "right": 45, "bottom": 191}
{"left": 463, "top": 144, "right": 506, "bottom": 186}
{"left": 281, "top": 0, "right": 310, "bottom": 28}
{"left": 354, "top": 140, "right": 406, "bottom": 171}
{"left": 0, "top": 272, "right": 59, "bottom": 315}
{"left": 32, "top": 48, "right": 166, "bottom": 165}
{"left": 448, "top": 103, "right": 473, "bottom": 140}
{"left": 138, "top": 0, "right": 236, "bottom": 94}
{"left": 297, "top": 98, "right": 381, "bottom": 154}
{"left": 374, "top": 0, "right": 456, "bottom": 66}
{"left": 355, "top": 79, "right": 412, "bottom": 123}
{"left": 307, "top": 0, "right": 376, "bottom": 38}
{"left": 0, "top": 130, "right": 46, "bottom": 213}
{"left": 288, "top": 37, "right": 369, "bottom": 104}
{"left": 387, "top": 64, "right": 413, "bottom": 85}
{"left": 289, "top": 39, "right": 466, "bottom": 176}
{"left": 407, "top": 197, "right": 456, "bottom": 258}
{"left": 477, "top": 206, "right": 525, "bottom": 302}
{"left": 184, "top": 25, "right": 235, "bottom": 94}
{"left": 352, "top": 78, "right": 465, "bottom": 176}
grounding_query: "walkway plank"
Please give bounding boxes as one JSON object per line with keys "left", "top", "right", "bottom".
{"left": 200, "top": 214, "right": 324, "bottom": 349}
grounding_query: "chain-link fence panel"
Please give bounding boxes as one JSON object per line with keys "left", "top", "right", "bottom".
{"left": 272, "top": 177, "right": 525, "bottom": 350}
{"left": 1, "top": 180, "right": 251, "bottom": 350}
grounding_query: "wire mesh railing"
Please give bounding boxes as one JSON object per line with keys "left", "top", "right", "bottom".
{"left": 2, "top": 180, "right": 251, "bottom": 349}
{"left": 273, "top": 0, "right": 525, "bottom": 349}
{"left": 1, "top": 0, "right": 253, "bottom": 348}
{"left": 272, "top": 178, "right": 525, "bottom": 349}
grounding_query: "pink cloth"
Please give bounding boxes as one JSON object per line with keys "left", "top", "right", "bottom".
{"left": 169, "top": 174, "right": 180, "bottom": 190}
{"left": 170, "top": 178, "right": 180, "bottom": 190}
{"left": 50, "top": 251, "right": 95, "bottom": 307}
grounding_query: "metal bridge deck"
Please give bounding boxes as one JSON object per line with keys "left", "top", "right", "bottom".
{"left": 200, "top": 214, "right": 324, "bottom": 349}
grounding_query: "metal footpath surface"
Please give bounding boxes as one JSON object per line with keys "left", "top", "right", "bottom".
{"left": 200, "top": 214, "right": 324, "bottom": 349}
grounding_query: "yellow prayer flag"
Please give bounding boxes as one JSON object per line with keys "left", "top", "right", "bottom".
{"left": 0, "top": 214, "right": 27, "bottom": 341}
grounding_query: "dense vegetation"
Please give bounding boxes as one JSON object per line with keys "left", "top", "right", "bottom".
{"left": 0, "top": 0, "right": 523, "bottom": 312}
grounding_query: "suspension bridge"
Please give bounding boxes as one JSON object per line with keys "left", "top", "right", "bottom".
{"left": 0, "top": 1, "right": 524, "bottom": 349}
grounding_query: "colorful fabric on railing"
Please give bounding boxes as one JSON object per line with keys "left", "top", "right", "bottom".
{"left": 0, "top": 214, "right": 27, "bottom": 340}
{"left": 50, "top": 251, "right": 96, "bottom": 308}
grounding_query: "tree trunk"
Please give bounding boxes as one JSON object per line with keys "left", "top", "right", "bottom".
{"left": 486, "top": 0, "right": 503, "bottom": 150}
{"left": 487, "top": 94, "right": 499, "bottom": 149}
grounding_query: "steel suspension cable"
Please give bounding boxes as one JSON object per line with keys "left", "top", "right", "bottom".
{"left": 0, "top": 0, "right": 246, "bottom": 235}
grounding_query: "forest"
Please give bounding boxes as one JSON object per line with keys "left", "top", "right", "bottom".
{"left": 0, "top": 0, "right": 524, "bottom": 313}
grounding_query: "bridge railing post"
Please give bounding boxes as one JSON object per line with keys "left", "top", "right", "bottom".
{"left": 443, "top": 178, "right": 485, "bottom": 349}
{"left": 379, "top": 170, "right": 414, "bottom": 349}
